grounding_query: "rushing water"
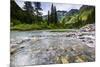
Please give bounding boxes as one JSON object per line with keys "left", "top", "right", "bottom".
{"left": 10, "top": 31, "right": 95, "bottom": 67}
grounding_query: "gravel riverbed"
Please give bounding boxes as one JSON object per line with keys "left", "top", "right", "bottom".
{"left": 10, "top": 25, "right": 95, "bottom": 67}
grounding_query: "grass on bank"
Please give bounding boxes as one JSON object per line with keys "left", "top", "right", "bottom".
{"left": 11, "top": 23, "right": 64, "bottom": 31}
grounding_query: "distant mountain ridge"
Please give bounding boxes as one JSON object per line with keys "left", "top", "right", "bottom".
{"left": 43, "top": 9, "right": 79, "bottom": 22}
{"left": 43, "top": 10, "right": 67, "bottom": 21}
{"left": 65, "top": 9, "right": 79, "bottom": 16}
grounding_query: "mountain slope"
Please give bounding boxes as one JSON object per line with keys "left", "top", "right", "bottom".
{"left": 79, "top": 5, "right": 95, "bottom": 24}
{"left": 57, "top": 11, "right": 67, "bottom": 21}
{"left": 61, "top": 5, "right": 95, "bottom": 28}
{"left": 43, "top": 11, "right": 67, "bottom": 22}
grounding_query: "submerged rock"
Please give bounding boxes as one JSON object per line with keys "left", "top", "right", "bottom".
{"left": 10, "top": 29, "right": 95, "bottom": 66}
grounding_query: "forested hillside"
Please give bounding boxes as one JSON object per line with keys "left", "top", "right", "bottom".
{"left": 11, "top": 0, "right": 95, "bottom": 30}
{"left": 61, "top": 5, "right": 95, "bottom": 28}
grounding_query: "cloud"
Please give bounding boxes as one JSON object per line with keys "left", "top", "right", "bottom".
{"left": 54, "top": 3, "right": 82, "bottom": 11}
{"left": 15, "top": 0, "right": 82, "bottom": 15}
{"left": 15, "top": 0, "right": 25, "bottom": 8}
{"left": 41, "top": 2, "right": 82, "bottom": 15}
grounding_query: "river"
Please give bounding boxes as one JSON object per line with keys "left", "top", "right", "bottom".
{"left": 10, "top": 30, "right": 95, "bottom": 67}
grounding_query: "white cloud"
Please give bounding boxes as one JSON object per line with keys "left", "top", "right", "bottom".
{"left": 15, "top": 0, "right": 82, "bottom": 15}
{"left": 54, "top": 3, "right": 82, "bottom": 11}
{"left": 15, "top": 0, "right": 25, "bottom": 8}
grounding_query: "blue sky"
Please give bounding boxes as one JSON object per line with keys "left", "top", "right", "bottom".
{"left": 15, "top": 0, "right": 83, "bottom": 15}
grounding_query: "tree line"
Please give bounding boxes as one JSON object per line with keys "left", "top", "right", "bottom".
{"left": 11, "top": 1, "right": 58, "bottom": 26}
{"left": 11, "top": 0, "right": 95, "bottom": 30}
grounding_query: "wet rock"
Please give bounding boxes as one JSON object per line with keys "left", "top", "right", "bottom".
{"left": 80, "top": 24, "right": 95, "bottom": 32}
{"left": 46, "top": 49, "right": 49, "bottom": 51}
{"left": 79, "top": 37, "right": 85, "bottom": 39}
{"left": 89, "top": 41, "right": 94, "bottom": 43}
{"left": 75, "top": 56, "right": 84, "bottom": 63}
{"left": 55, "top": 56, "right": 69, "bottom": 64}
{"left": 55, "top": 56, "right": 62, "bottom": 63}
{"left": 82, "top": 40, "right": 86, "bottom": 42}
{"left": 66, "top": 35, "right": 71, "bottom": 37}
{"left": 20, "top": 47, "right": 25, "bottom": 49}
{"left": 66, "top": 33, "right": 76, "bottom": 37}
{"left": 11, "top": 48, "right": 17, "bottom": 55}
{"left": 60, "top": 56, "right": 69, "bottom": 64}
{"left": 17, "top": 39, "right": 31, "bottom": 44}
{"left": 78, "top": 34, "right": 84, "bottom": 36}
{"left": 68, "top": 56, "right": 76, "bottom": 63}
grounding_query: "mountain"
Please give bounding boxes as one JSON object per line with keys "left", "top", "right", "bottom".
{"left": 57, "top": 11, "right": 67, "bottom": 21}
{"left": 61, "top": 5, "right": 95, "bottom": 28}
{"left": 43, "top": 11, "right": 67, "bottom": 21}
{"left": 65, "top": 9, "right": 79, "bottom": 16}
{"left": 42, "top": 15, "right": 48, "bottom": 20}
{"left": 42, "top": 9, "right": 79, "bottom": 23}
{"left": 61, "top": 9, "right": 79, "bottom": 24}
{"left": 79, "top": 5, "right": 95, "bottom": 24}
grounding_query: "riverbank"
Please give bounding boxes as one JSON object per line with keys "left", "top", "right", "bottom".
{"left": 11, "top": 23, "right": 65, "bottom": 31}
{"left": 10, "top": 24, "right": 95, "bottom": 67}
{"left": 11, "top": 24, "right": 95, "bottom": 32}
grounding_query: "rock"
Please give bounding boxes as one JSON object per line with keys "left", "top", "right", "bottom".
{"left": 20, "top": 47, "right": 25, "bottom": 49}
{"left": 55, "top": 56, "right": 69, "bottom": 64}
{"left": 79, "top": 37, "right": 85, "bottom": 39}
{"left": 68, "top": 56, "right": 76, "bottom": 63}
{"left": 66, "top": 35, "right": 71, "bottom": 37}
{"left": 55, "top": 56, "right": 62, "bottom": 63}
{"left": 75, "top": 56, "right": 84, "bottom": 62}
{"left": 60, "top": 56, "right": 69, "bottom": 64}
{"left": 66, "top": 32, "right": 77, "bottom": 37}
{"left": 80, "top": 24, "right": 95, "bottom": 32}
{"left": 82, "top": 40, "right": 86, "bottom": 42}
{"left": 89, "top": 41, "right": 94, "bottom": 43}
{"left": 78, "top": 34, "right": 83, "bottom": 36}
{"left": 11, "top": 48, "right": 17, "bottom": 55}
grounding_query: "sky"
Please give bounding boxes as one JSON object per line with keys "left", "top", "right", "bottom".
{"left": 15, "top": 0, "right": 83, "bottom": 15}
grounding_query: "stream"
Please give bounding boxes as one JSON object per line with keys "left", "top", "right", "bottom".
{"left": 10, "top": 30, "right": 95, "bottom": 67}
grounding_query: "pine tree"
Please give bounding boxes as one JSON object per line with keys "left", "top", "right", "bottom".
{"left": 54, "top": 6, "right": 58, "bottom": 24}
{"left": 50, "top": 4, "right": 58, "bottom": 24}
{"left": 47, "top": 11, "right": 50, "bottom": 25}
{"left": 24, "top": 1, "right": 34, "bottom": 13}
{"left": 23, "top": 1, "right": 34, "bottom": 23}
{"left": 51, "top": 4, "right": 54, "bottom": 23}
{"left": 34, "top": 2, "right": 42, "bottom": 23}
